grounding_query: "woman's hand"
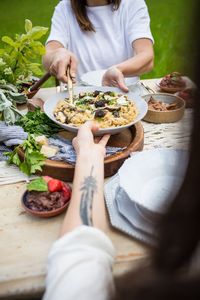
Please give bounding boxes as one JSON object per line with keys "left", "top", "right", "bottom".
{"left": 44, "top": 44, "right": 78, "bottom": 83}
{"left": 102, "top": 67, "right": 129, "bottom": 93}
{"left": 72, "top": 122, "right": 110, "bottom": 158}
{"left": 49, "top": 48, "right": 78, "bottom": 83}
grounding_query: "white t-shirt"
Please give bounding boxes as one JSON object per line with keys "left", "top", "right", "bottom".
{"left": 47, "top": 0, "right": 154, "bottom": 81}
{"left": 43, "top": 226, "right": 115, "bottom": 300}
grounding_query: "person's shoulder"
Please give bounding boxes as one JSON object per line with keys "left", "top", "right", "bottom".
{"left": 120, "top": 0, "right": 146, "bottom": 10}
{"left": 55, "top": 0, "right": 71, "bottom": 11}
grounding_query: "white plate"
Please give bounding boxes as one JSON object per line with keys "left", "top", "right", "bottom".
{"left": 115, "top": 186, "right": 156, "bottom": 237}
{"left": 44, "top": 86, "right": 148, "bottom": 136}
{"left": 81, "top": 69, "right": 139, "bottom": 87}
{"left": 104, "top": 174, "right": 156, "bottom": 246}
{"left": 118, "top": 149, "right": 189, "bottom": 214}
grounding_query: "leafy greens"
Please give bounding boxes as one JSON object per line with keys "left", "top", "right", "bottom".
{"left": 5, "top": 134, "right": 46, "bottom": 175}
{"left": 15, "top": 107, "right": 61, "bottom": 137}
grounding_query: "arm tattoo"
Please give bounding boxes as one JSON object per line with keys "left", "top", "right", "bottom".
{"left": 79, "top": 166, "right": 97, "bottom": 226}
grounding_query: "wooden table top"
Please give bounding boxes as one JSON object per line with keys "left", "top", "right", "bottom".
{"left": 0, "top": 79, "right": 193, "bottom": 299}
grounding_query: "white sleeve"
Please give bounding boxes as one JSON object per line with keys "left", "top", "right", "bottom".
{"left": 126, "top": 0, "right": 154, "bottom": 45}
{"left": 46, "top": 1, "right": 69, "bottom": 48}
{"left": 43, "top": 226, "right": 115, "bottom": 300}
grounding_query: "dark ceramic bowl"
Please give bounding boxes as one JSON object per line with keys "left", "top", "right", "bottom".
{"left": 22, "top": 190, "right": 70, "bottom": 218}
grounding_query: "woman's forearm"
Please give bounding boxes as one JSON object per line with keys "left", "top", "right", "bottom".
{"left": 115, "top": 39, "right": 154, "bottom": 77}
{"left": 43, "top": 41, "right": 65, "bottom": 71}
{"left": 60, "top": 149, "right": 107, "bottom": 236}
{"left": 116, "top": 50, "right": 154, "bottom": 77}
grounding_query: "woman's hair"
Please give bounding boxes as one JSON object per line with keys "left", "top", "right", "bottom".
{"left": 70, "top": 0, "right": 121, "bottom": 32}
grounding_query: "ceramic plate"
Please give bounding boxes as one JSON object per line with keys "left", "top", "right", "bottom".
{"left": 81, "top": 69, "right": 139, "bottom": 87}
{"left": 115, "top": 186, "right": 156, "bottom": 237}
{"left": 44, "top": 86, "right": 148, "bottom": 136}
{"left": 104, "top": 174, "right": 156, "bottom": 246}
{"left": 118, "top": 149, "right": 189, "bottom": 214}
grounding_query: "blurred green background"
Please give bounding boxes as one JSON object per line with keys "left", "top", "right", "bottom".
{"left": 0, "top": 0, "right": 197, "bottom": 85}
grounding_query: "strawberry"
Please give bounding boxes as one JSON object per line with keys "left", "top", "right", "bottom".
{"left": 62, "top": 184, "right": 71, "bottom": 204}
{"left": 48, "top": 179, "right": 63, "bottom": 192}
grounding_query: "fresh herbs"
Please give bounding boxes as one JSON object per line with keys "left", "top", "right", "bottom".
{"left": 15, "top": 107, "right": 61, "bottom": 137}
{"left": 27, "top": 177, "right": 48, "bottom": 192}
{"left": 0, "top": 19, "right": 48, "bottom": 86}
{"left": 5, "top": 134, "right": 46, "bottom": 175}
{"left": 0, "top": 84, "right": 27, "bottom": 124}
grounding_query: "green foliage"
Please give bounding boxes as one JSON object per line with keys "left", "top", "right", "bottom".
{"left": 0, "top": 19, "right": 48, "bottom": 85}
{"left": 15, "top": 107, "right": 61, "bottom": 137}
{"left": 0, "top": 83, "right": 27, "bottom": 124}
{"left": 5, "top": 134, "right": 46, "bottom": 176}
{"left": 27, "top": 177, "right": 48, "bottom": 192}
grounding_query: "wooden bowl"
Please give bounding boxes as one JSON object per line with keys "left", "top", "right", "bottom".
{"left": 22, "top": 190, "right": 69, "bottom": 218}
{"left": 142, "top": 93, "right": 185, "bottom": 124}
{"left": 17, "top": 122, "right": 144, "bottom": 182}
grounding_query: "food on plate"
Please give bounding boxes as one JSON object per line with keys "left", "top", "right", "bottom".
{"left": 35, "top": 135, "right": 49, "bottom": 146}
{"left": 148, "top": 96, "right": 179, "bottom": 111}
{"left": 54, "top": 91, "right": 138, "bottom": 128}
{"left": 40, "top": 144, "right": 59, "bottom": 158}
{"left": 177, "top": 88, "right": 197, "bottom": 108}
{"left": 25, "top": 177, "right": 71, "bottom": 211}
{"left": 159, "top": 72, "right": 186, "bottom": 89}
{"left": 34, "top": 135, "right": 59, "bottom": 158}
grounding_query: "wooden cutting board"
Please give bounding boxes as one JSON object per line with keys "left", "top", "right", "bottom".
{"left": 18, "top": 122, "right": 144, "bottom": 182}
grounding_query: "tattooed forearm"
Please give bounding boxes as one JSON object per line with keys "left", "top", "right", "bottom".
{"left": 79, "top": 166, "right": 97, "bottom": 226}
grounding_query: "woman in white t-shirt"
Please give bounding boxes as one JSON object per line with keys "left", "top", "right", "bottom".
{"left": 43, "top": 0, "right": 154, "bottom": 91}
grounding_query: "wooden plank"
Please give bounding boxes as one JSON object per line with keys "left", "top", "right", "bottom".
{"left": 0, "top": 182, "right": 148, "bottom": 298}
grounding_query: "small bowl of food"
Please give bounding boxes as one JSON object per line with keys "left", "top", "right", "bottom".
{"left": 44, "top": 86, "right": 148, "bottom": 136}
{"left": 22, "top": 177, "right": 71, "bottom": 218}
{"left": 158, "top": 72, "right": 186, "bottom": 93}
{"left": 143, "top": 93, "right": 185, "bottom": 123}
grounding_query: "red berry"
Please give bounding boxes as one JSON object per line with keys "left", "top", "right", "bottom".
{"left": 48, "top": 179, "right": 63, "bottom": 192}
{"left": 62, "top": 184, "right": 71, "bottom": 203}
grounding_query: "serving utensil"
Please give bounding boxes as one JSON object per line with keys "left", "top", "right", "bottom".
{"left": 29, "top": 71, "right": 51, "bottom": 92}
{"left": 140, "top": 82, "right": 156, "bottom": 94}
{"left": 67, "top": 66, "right": 74, "bottom": 104}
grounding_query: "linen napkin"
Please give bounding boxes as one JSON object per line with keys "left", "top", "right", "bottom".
{"left": 49, "top": 135, "right": 124, "bottom": 164}
{"left": 0, "top": 121, "right": 28, "bottom": 146}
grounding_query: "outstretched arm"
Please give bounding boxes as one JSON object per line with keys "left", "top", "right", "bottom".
{"left": 60, "top": 122, "right": 110, "bottom": 236}
{"left": 102, "top": 38, "right": 154, "bottom": 92}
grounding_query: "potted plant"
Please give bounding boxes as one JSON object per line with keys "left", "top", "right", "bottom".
{"left": 0, "top": 19, "right": 48, "bottom": 124}
{"left": 0, "top": 19, "right": 48, "bottom": 95}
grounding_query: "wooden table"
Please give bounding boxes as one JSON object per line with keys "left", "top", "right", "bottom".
{"left": 0, "top": 79, "right": 193, "bottom": 299}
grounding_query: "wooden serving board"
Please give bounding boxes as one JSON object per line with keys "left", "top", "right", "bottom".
{"left": 18, "top": 122, "right": 144, "bottom": 182}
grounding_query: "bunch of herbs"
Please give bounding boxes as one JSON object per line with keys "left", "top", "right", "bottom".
{"left": 5, "top": 134, "right": 46, "bottom": 175}
{"left": 0, "top": 83, "right": 27, "bottom": 124}
{"left": 15, "top": 107, "right": 61, "bottom": 137}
